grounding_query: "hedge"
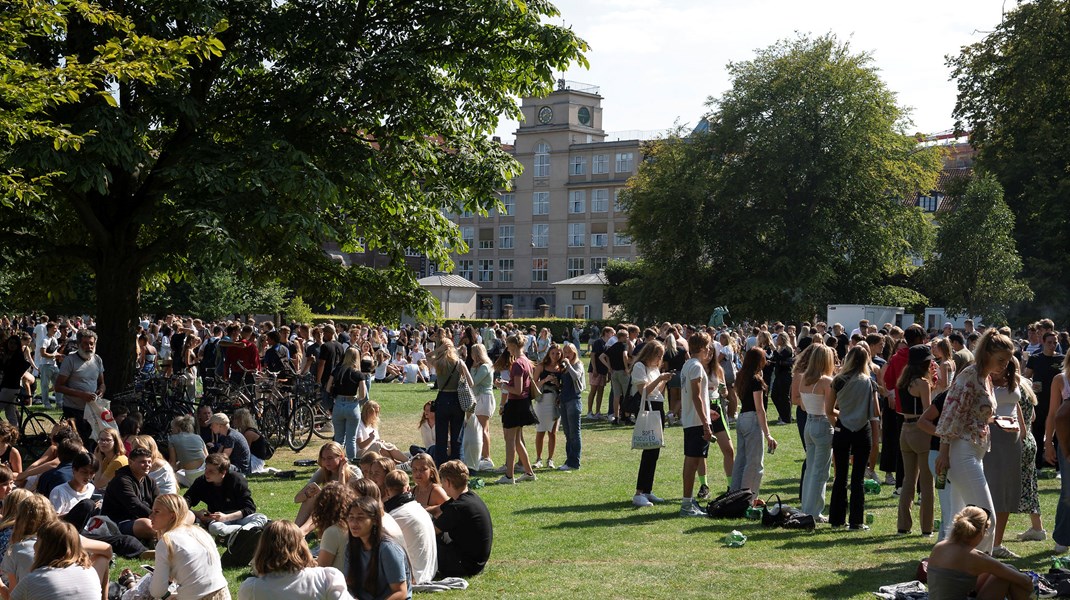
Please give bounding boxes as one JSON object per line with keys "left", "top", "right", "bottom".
{"left": 305, "top": 316, "right": 624, "bottom": 344}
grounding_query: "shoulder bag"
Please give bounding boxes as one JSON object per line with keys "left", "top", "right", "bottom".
{"left": 457, "top": 365, "right": 475, "bottom": 412}
{"left": 631, "top": 393, "right": 664, "bottom": 450}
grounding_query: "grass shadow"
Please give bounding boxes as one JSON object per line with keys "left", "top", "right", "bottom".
{"left": 806, "top": 559, "right": 920, "bottom": 597}
{"left": 550, "top": 511, "right": 681, "bottom": 529}
{"left": 517, "top": 500, "right": 634, "bottom": 515}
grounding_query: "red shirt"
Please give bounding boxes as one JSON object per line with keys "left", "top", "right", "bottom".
{"left": 225, "top": 338, "right": 261, "bottom": 378}
{"left": 884, "top": 346, "right": 910, "bottom": 413}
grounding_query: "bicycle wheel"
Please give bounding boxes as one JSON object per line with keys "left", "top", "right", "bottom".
{"left": 287, "top": 402, "right": 314, "bottom": 452}
{"left": 258, "top": 403, "right": 285, "bottom": 451}
{"left": 20, "top": 411, "right": 57, "bottom": 463}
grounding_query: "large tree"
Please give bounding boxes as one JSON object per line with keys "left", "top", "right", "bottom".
{"left": 921, "top": 174, "right": 1032, "bottom": 323}
{"left": 0, "top": 0, "right": 586, "bottom": 390}
{"left": 620, "top": 34, "right": 942, "bottom": 322}
{"left": 948, "top": 0, "right": 1070, "bottom": 323}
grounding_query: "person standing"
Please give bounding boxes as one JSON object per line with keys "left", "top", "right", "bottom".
{"left": 586, "top": 327, "right": 612, "bottom": 420}
{"left": 600, "top": 329, "right": 632, "bottom": 426}
{"left": 557, "top": 342, "right": 585, "bottom": 472}
{"left": 495, "top": 336, "right": 537, "bottom": 485}
{"left": 34, "top": 322, "right": 60, "bottom": 409}
{"left": 1026, "top": 332, "right": 1065, "bottom": 470}
{"left": 769, "top": 334, "right": 796, "bottom": 425}
{"left": 316, "top": 324, "right": 344, "bottom": 415}
{"left": 54, "top": 329, "right": 104, "bottom": 449}
{"left": 827, "top": 346, "right": 880, "bottom": 530}
{"left": 730, "top": 347, "right": 777, "bottom": 504}
{"left": 1044, "top": 351, "right": 1070, "bottom": 554}
{"left": 630, "top": 341, "right": 672, "bottom": 508}
{"left": 430, "top": 339, "right": 473, "bottom": 468}
{"left": 679, "top": 333, "right": 712, "bottom": 517}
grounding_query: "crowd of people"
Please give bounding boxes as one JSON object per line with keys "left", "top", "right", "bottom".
{"left": 1, "top": 311, "right": 1069, "bottom": 598}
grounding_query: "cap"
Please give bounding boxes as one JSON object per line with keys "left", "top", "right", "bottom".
{"left": 908, "top": 344, "right": 934, "bottom": 367}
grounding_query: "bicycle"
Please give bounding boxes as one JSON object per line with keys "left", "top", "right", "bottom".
{"left": 4, "top": 392, "right": 58, "bottom": 463}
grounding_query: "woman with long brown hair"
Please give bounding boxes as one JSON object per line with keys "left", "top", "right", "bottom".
{"left": 494, "top": 336, "right": 537, "bottom": 484}
{"left": 344, "top": 497, "right": 410, "bottom": 600}
{"left": 430, "top": 339, "right": 474, "bottom": 467}
{"left": 630, "top": 341, "right": 672, "bottom": 507}
{"left": 239, "top": 520, "right": 351, "bottom": 599}
{"left": 730, "top": 347, "right": 777, "bottom": 504}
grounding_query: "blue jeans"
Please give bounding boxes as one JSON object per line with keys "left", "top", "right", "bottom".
{"left": 38, "top": 363, "right": 58, "bottom": 409}
{"left": 559, "top": 396, "right": 582, "bottom": 469}
{"left": 802, "top": 415, "right": 834, "bottom": 517}
{"left": 1055, "top": 443, "right": 1070, "bottom": 547}
{"left": 434, "top": 391, "right": 464, "bottom": 466}
{"left": 730, "top": 412, "right": 765, "bottom": 501}
{"left": 332, "top": 398, "right": 361, "bottom": 460}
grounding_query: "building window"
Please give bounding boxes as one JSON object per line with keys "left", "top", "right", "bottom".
{"left": 532, "top": 191, "right": 549, "bottom": 215}
{"left": 499, "top": 259, "right": 514, "bottom": 282}
{"left": 590, "top": 257, "right": 608, "bottom": 273}
{"left": 616, "top": 152, "right": 634, "bottom": 173}
{"left": 531, "top": 258, "right": 548, "bottom": 282}
{"left": 568, "top": 190, "right": 585, "bottom": 214}
{"left": 459, "top": 208, "right": 474, "bottom": 218}
{"left": 918, "top": 195, "right": 939, "bottom": 212}
{"left": 614, "top": 231, "right": 632, "bottom": 246}
{"left": 567, "top": 257, "right": 585, "bottom": 278}
{"left": 499, "top": 225, "right": 514, "bottom": 249}
{"left": 592, "top": 189, "right": 609, "bottom": 212}
{"left": 478, "top": 259, "right": 494, "bottom": 282}
{"left": 569, "top": 155, "right": 586, "bottom": 176}
{"left": 532, "top": 224, "right": 548, "bottom": 248}
{"left": 591, "top": 233, "right": 608, "bottom": 248}
{"left": 572, "top": 290, "right": 587, "bottom": 300}
{"left": 534, "top": 142, "right": 550, "bottom": 178}
{"left": 568, "top": 223, "right": 585, "bottom": 247}
{"left": 460, "top": 226, "right": 474, "bottom": 249}
{"left": 457, "top": 260, "right": 473, "bottom": 281}
{"left": 614, "top": 188, "right": 624, "bottom": 212}
{"left": 500, "top": 193, "right": 515, "bottom": 216}
{"left": 592, "top": 154, "right": 608, "bottom": 174}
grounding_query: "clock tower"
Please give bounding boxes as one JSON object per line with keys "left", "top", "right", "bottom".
{"left": 516, "top": 80, "right": 606, "bottom": 146}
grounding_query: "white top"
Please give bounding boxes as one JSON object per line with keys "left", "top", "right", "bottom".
{"left": 374, "top": 361, "right": 389, "bottom": 380}
{"left": 149, "top": 462, "right": 179, "bottom": 496}
{"left": 993, "top": 385, "right": 1021, "bottom": 417}
{"left": 679, "top": 358, "right": 708, "bottom": 428}
{"left": 419, "top": 422, "right": 435, "bottom": 448}
{"left": 1, "top": 537, "right": 35, "bottom": 582}
{"left": 403, "top": 363, "right": 420, "bottom": 383}
{"left": 800, "top": 382, "right": 825, "bottom": 416}
{"left": 631, "top": 362, "right": 660, "bottom": 402}
{"left": 237, "top": 566, "right": 352, "bottom": 600}
{"left": 151, "top": 528, "right": 228, "bottom": 600}
{"left": 382, "top": 512, "right": 404, "bottom": 544}
{"left": 10, "top": 564, "right": 102, "bottom": 600}
{"left": 49, "top": 481, "right": 95, "bottom": 515}
{"left": 389, "top": 501, "right": 438, "bottom": 584}
{"left": 318, "top": 524, "right": 347, "bottom": 571}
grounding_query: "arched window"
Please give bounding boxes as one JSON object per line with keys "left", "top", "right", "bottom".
{"left": 533, "top": 142, "right": 550, "bottom": 178}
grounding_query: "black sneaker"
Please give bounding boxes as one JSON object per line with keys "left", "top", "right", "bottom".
{"left": 697, "top": 484, "right": 710, "bottom": 500}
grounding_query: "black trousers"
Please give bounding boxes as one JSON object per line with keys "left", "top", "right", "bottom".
{"left": 635, "top": 401, "right": 664, "bottom": 494}
{"left": 879, "top": 400, "right": 904, "bottom": 486}
{"left": 796, "top": 406, "right": 807, "bottom": 499}
{"left": 830, "top": 422, "right": 872, "bottom": 527}
{"left": 435, "top": 537, "right": 483, "bottom": 578}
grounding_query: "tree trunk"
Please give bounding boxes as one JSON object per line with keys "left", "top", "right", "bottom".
{"left": 95, "top": 255, "right": 142, "bottom": 394}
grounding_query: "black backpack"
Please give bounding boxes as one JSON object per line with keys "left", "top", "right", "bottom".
{"left": 200, "top": 338, "right": 219, "bottom": 372}
{"left": 248, "top": 428, "right": 275, "bottom": 461}
{"left": 706, "top": 488, "right": 753, "bottom": 519}
{"left": 221, "top": 524, "right": 266, "bottom": 568}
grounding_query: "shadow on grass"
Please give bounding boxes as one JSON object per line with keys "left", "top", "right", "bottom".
{"left": 550, "top": 510, "right": 682, "bottom": 529}
{"left": 806, "top": 559, "right": 919, "bottom": 597}
{"left": 516, "top": 500, "right": 639, "bottom": 515}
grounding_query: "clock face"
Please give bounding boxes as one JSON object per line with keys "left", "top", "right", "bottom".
{"left": 577, "top": 106, "right": 591, "bottom": 126}
{"left": 538, "top": 106, "right": 553, "bottom": 124}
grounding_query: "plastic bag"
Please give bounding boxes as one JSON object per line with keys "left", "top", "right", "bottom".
{"left": 84, "top": 398, "right": 118, "bottom": 441}
{"left": 461, "top": 411, "right": 483, "bottom": 470}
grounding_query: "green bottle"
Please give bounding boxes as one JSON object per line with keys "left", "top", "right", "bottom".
{"left": 723, "top": 530, "right": 747, "bottom": 547}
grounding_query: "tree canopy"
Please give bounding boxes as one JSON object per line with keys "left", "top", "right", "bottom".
{"left": 0, "top": 0, "right": 587, "bottom": 390}
{"left": 948, "top": 0, "right": 1070, "bottom": 323}
{"left": 616, "top": 34, "right": 942, "bottom": 323}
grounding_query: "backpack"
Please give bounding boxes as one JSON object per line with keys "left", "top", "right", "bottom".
{"left": 706, "top": 488, "right": 753, "bottom": 519}
{"left": 200, "top": 338, "right": 219, "bottom": 373}
{"left": 248, "top": 428, "right": 275, "bottom": 461}
{"left": 222, "top": 524, "right": 266, "bottom": 568}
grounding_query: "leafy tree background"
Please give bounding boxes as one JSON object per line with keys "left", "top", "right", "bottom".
{"left": 614, "top": 34, "right": 942, "bottom": 323}
{"left": 0, "top": 0, "right": 587, "bottom": 390}
{"left": 948, "top": 0, "right": 1070, "bottom": 324}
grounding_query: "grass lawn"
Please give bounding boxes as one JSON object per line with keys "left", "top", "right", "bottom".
{"left": 104, "top": 382, "right": 1063, "bottom": 599}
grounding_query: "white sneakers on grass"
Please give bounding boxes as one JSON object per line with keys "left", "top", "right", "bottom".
{"left": 632, "top": 493, "right": 665, "bottom": 507}
{"left": 1017, "top": 527, "right": 1047, "bottom": 541}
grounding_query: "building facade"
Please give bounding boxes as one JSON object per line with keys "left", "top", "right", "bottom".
{"left": 451, "top": 83, "right": 641, "bottom": 318}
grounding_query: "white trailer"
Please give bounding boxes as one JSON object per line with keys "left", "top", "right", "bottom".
{"left": 922, "top": 308, "right": 982, "bottom": 332}
{"left": 826, "top": 304, "right": 906, "bottom": 330}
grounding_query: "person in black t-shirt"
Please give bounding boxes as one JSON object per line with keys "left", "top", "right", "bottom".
{"left": 600, "top": 330, "right": 631, "bottom": 424}
{"left": 316, "top": 324, "right": 344, "bottom": 414}
{"left": 586, "top": 326, "right": 613, "bottom": 420}
{"left": 429, "top": 461, "right": 492, "bottom": 578}
{"left": 1026, "top": 332, "right": 1065, "bottom": 467}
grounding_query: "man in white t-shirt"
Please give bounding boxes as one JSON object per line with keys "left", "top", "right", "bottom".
{"left": 679, "top": 332, "right": 712, "bottom": 517}
{"left": 383, "top": 470, "right": 438, "bottom": 583}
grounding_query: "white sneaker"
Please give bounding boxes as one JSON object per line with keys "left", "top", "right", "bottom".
{"left": 495, "top": 475, "right": 515, "bottom": 485}
{"left": 1018, "top": 527, "right": 1047, "bottom": 542}
{"left": 991, "top": 545, "right": 1020, "bottom": 559}
{"left": 517, "top": 472, "right": 537, "bottom": 482}
{"left": 633, "top": 494, "right": 653, "bottom": 507}
{"left": 680, "top": 502, "right": 706, "bottom": 517}
{"left": 546, "top": 459, "right": 555, "bottom": 469}
{"left": 644, "top": 493, "right": 665, "bottom": 504}
{"left": 532, "top": 459, "right": 543, "bottom": 469}
{"left": 557, "top": 465, "right": 576, "bottom": 471}
{"left": 585, "top": 412, "right": 594, "bottom": 420}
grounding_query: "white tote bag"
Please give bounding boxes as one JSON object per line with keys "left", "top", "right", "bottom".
{"left": 631, "top": 394, "right": 664, "bottom": 450}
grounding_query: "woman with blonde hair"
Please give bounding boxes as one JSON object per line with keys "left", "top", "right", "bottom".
{"left": 0, "top": 488, "right": 33, "bottom": 557}
{"left": 935, "top": 330, "right": 1017, "bottom": 554}
{"left": 150, "top": 493, "right": 229, "bottom": 600}
{"left": 797, "top": 344, "right": 835, "bottom": 521}
{"left": 238, "top": 520, "right": 352, "bottom": 599}
{"left": 630, "top": 340, "right": 672, "bottom": 507}
{"left": 326, "top": 347, "right": 370, "bottom": 461}
{"left": 356, "top": 401, "right": 408, "bottom": 463}
{"left": 926, "top": 506, "right": 1032, "bottom": 600}
{"left": 231, "top": 408, "right": 273, "bottom": 473}
{"left": 169, "top": 414, "right": 208, "bottom": 487}
{"left": 557, "top": 342, "right": 586, "bottom": 471}
{"left": 932, "top": 337, "right": 956, "bottom": 396}
{"left": 1, "top": 492, "right": 57, "bottom": 590}
{"left": 129, "top": 434, "right": 178, "bottom": 495}
{"left": 3, "top": 521, "right": 102, "bottom": 600}
{"left": 295, "top": 442, "right": 363, "bottom": 534}
{"left": 431, "top": 339, "right": 474, "bottom": 467}
{"left": 469, "top": 343, "right": 496, "bottom": 470}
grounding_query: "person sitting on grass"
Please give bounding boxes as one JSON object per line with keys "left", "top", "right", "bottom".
{"left": 238, "top": 520, "right": 352, "bottom": 600}
{"left": 383, "top": 470, "right": 437, "bottom": 585}
{"left": 184, "top": 453, "right": 268, "bottom": 541}
{"left": 312, "top": 482, "right": 355, "bottom": 572}
{"left": 15, "top": 420, "right": 78, "bottom": 491}
{"left": 295, "top": 442, "right": 363, "bottom": 535}
{"left": 101, "top": 447, "right": 158, "bottom": 542}
{"left": 92, "top": 427, "right": 127, "bottom": 490}
{"left": 409, "top": 453, "right": 448, "bottom": 511}
{"left": 344, "top": 496, "right": 411, "bottom": 600}
{"left": 49, "top": 451, "right": 98, "bottom": 529}
{"left": 0, "top": 423, "right": 22, "bottom": 476}
{"left": 427, "top": 460, "right": 492, "bottom": 579}
{"left": 149, "top": 493, "right": 229, "bottom": 600}
{"left": 926, "top": 505, "right": 1032, "bottom": 600}
{"left": 0, "top": 466, "right": 14, "bottom": 506}
{"left": 168, "top": 414, "right": 208, "bottom": 488}
{"left": 356, "top": 401, "right": 409, "bottom": 464}
{"left": 129, "top": 435, "right": 179, "bottom": 496}
{"left": 2, "top": 521, "right": 103, "bottom": 600}
{"left": 209, "top": 413, "right": 252, "bottom": 475}
{"left": 35, "top": 437, "right": 84, "bottom": 499}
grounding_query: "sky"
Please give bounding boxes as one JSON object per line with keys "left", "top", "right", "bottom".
{"left": 494, "top": 0, "right": 1010, "bottom": 143}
